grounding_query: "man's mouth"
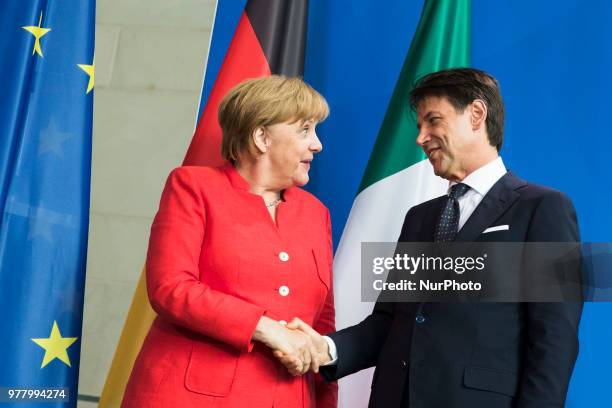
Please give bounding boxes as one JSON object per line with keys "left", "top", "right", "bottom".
{"left": 426, "top": 148, "right": 440, "bottom": 159}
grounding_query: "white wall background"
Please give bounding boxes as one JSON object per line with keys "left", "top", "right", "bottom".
{"left": 79, "top": 1, "right": 217, "bottom": 406}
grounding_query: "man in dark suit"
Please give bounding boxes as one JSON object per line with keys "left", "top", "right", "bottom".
{"left": 280, "top": 68, "right": 582, "bottom": 407}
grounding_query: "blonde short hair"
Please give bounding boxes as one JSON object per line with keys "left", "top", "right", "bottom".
{"left": 219, "top": 75, "right": 329, "bottom": 163}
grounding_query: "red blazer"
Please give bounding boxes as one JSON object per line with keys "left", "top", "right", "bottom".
{"left": 122, "top": 164, "right": 337, "bottom": 408}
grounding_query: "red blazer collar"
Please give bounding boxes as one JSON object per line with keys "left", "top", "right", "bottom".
{"left": 221, "top": 162, "right": 298, "bottom": 201}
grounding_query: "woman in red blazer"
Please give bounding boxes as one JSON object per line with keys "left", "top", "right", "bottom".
{"left": 122, "top": 76, "right": 337, "bottom": 408}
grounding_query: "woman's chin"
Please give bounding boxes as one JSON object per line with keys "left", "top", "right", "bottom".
{"left": 293, "top": 174, "right": 310, "bottom": 187}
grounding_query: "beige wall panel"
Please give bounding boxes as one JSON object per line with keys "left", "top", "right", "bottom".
{"left": 86, "top": 212, "right": 151, "bottom": 284}
{"left": 91, "top": 87, "right": 198, "bottom": 217}
{"left": 97, "top": 0, "right": 216, "bottom": 29}
{"left": 80, "top": 278, "right": 138, "bottom": 397}
{"left": 94, "top": 24, "right": 121, "bottom": 88}
{"left": 80, "top": 0, "right": 217, "bottom": 402}
{"left": 110, "top": 25, "right": 211, "bottom": 91}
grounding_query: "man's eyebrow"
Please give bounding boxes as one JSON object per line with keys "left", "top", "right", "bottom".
{"left": 423, "top": 111, "right": 441, "bottom": 120}
{"left": 417, "top": 111, "right": 435, "bottom": 129}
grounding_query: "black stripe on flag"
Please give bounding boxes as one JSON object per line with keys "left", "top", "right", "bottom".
{"left": 245, "top": 0, "right": 308, "bottom": 76}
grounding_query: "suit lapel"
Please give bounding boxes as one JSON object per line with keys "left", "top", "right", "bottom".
{"left": 455, "top": 172, "right": 526, "bottom": 242}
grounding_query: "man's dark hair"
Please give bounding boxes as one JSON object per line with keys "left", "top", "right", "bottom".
{"left": 409, "top": 68, "right": 504, "bottom": 152}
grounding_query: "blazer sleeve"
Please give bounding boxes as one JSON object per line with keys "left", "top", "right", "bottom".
{"left": 517, "top": 191, "right": 583, "bottom": 408}
{"left": 313, "top": 210, "right": 338, "bottom": 408}
{"left": 146, "top": 167, "right": 266, "bottom": 352}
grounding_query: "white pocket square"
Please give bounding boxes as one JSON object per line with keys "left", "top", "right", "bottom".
{"left": 482, "top": 225, "right": 509, "bottom": 234}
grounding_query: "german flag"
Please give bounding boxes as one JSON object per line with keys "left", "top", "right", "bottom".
{"left": 99, "top": 1, "right": 308, "bottom": 406}
{"left": 184, "top": 0, "right": 308, "bottom": 166}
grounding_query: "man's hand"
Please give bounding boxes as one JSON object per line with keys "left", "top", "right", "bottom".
{"left": 273, "top": 317, "right": 331, "bottom": 374}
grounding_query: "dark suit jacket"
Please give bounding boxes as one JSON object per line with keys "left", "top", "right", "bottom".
{"left": 322, "top": 172, "right": 582, "bottom": 408}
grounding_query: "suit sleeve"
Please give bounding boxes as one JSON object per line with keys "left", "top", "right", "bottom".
{"left": 313, "top": 210, "right": 338, "bottom": 407}
{"left": 517, "top": 191, "right": 583, "bottom": 408}
{"left": 320, "top": 207, "right": 420, "bottom": 381}
{"left": 146, "top": 168, "right": 266, "bottom": 352}
{"left": 319, "top": 301, "right": 394, "bottom": 382}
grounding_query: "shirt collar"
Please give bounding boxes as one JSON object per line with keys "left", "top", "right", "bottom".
{"left": 449, "top": 156, "right": 507, "bottom": 196}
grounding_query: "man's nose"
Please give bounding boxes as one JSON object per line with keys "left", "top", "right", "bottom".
{"left": 416, "top": 128, "right": 429, "bottom": 146}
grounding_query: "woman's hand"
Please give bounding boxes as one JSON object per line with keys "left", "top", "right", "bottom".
{"left": 253, "top": 316, "right": 317, "bottom": 375}
{"left": 273, "top": 317, "right": 330, "bottom": 374}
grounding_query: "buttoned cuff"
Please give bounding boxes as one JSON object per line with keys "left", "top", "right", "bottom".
{"left": 322, "top": 335, "right": 338, "bottom": 365}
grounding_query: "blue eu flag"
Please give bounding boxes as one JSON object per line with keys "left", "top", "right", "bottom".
{"left": 0, "top": 0, "right": 94, "bottom": 406}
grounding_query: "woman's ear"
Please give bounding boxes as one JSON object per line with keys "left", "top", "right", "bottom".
{"left": 252, "top": 127, "right": 268, "bottom": 153}
{"left": 471, "top": 99, "right": 487, "bottom": 131}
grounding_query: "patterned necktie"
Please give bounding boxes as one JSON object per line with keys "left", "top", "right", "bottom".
{"left": 434, "top": 183, "right": 470, "bottom": 242}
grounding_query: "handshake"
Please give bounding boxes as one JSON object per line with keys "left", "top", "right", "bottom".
{"left": 253, "top": 316, "right": 331, "bottom": 376}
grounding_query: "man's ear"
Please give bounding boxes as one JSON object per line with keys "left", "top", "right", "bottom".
{"left": 252, "top": 127, "right": 268, "bottom": 153}
{"left": 471, "top": 99, "right": 487, "bottom": 131}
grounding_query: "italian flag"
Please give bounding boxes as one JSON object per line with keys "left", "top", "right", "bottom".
{"left": 332, "top": 1, "right": 471, "bottom": 406}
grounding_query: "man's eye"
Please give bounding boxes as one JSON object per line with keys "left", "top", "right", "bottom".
{"left": 429, "top": 117, "right": 440, "bottom": 124}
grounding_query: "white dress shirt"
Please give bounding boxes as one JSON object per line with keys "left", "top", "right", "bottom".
{"left": 451, "top": 156, "right": 507, "bottom": 230}
{"left": 322, "top": 156, "right": 508, "bottom": 366}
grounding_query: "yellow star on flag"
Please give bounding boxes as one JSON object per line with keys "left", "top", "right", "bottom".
{"left": 77, "top": 57, "right": 95, "bottom": 94}
{"left": 22, "top": 11, "right": 51, "bottom": 58}
{"left": 31, "top": 321, "right": 78, "bottom": 368}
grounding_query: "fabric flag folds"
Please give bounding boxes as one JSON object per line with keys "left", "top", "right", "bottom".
{"left": 99, "top": 1, "right": 308, "bottom": 405}
{"left": 0, "top": 0, "right": 95, "bottom": 406}
{"left": 185, "top": 0, "right": 307, "bottom": 167}
{"left": 331, "top": 0, "right": 470, "bottom": 406}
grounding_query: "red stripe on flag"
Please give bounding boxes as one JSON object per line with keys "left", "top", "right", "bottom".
{"left": 184, "top": 12, "right": 271, "bottom": 167}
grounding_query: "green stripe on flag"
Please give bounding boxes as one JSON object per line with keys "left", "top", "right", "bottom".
{"left": 358, "top": 0, "right": 471, "bottom": 193}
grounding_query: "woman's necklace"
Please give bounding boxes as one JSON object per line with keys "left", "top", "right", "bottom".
{"left": 265, "top": 197, "right": 282, "bottom": 208}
